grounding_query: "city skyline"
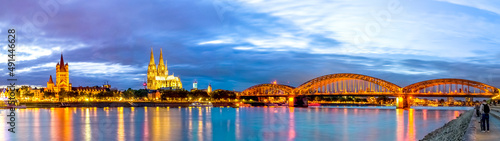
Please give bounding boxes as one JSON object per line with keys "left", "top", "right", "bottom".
{"left": 1, "top": 0, "right": 500, "bottom": 91}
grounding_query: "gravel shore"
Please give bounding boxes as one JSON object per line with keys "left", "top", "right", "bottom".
{"left": 420, "top": 110, "right": 473, "bottom": 141}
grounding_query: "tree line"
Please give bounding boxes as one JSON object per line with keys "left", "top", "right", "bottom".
{"left": 160, "top": 89, "right": 237, "bottom": 101}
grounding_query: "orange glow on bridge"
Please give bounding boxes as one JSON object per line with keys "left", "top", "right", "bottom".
{"left": 241, "top": 73, "right": 500, "bottom": 98}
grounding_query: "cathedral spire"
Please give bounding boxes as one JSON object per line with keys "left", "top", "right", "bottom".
{"left": 159, "top": 48, "right": 164, "bottom": 66}
{"left": 157, "top": 48, "right": 166, "bottom": 76}
{"left": 149, "top": 48, "right": 155, "bottom": 65}
{"left": 48, "top": 75, "right": 54, "bottom": 83}
{"left": 60, "top": 53, "right": 66, "bottom": 71}
{"left": 60, "top": 53, "right": 64, "bottom": 65}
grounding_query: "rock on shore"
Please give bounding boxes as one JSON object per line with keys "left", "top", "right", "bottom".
{"left": 420, "top": 110, "right": 473, "bottom": 141}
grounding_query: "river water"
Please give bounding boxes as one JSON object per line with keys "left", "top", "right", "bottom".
{"left": 1, "top": 106, "right": 470, "bottom": 141}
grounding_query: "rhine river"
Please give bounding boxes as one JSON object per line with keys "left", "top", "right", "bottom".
{"left": 1, "top": 106, "right": 470, "bottom": 141}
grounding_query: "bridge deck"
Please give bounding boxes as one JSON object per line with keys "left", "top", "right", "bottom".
{"left": 240, "top": 93, "right": 495, "bottom": 97}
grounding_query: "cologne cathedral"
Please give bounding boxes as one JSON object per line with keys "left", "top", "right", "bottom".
{"left": 147, "top": 48, "right": 183, "bottom": 90}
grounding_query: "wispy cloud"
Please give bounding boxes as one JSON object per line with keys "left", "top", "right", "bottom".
{"left": 1, "top": 0, "right": 500, "bottom": 90}
{"left": 198, "top": 39, "right": 234, "bottom": 45}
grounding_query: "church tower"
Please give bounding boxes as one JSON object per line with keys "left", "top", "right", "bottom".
{"left": 56, "top": 53, "right": 70, "bottom": 92}
{"left": 157, "top": 48, "right": 166, "bottom": 88}
{"left": 207, "top": 83, "right": 212, "bottom": 94}
{"left": 147, "top": 48, "right": 157, "bottom": 89}
{"left": 47, "top": 75, "right": 54, "bottom": 91}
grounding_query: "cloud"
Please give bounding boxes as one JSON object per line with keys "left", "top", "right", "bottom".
{"left": 1, "top": 0, "right": 500, "bottom": 91}
{"left": 229, "top": 0, "right": 500, "bottom": 59}
{"left": 16, "top": 63, "right": 55, "bottom": 74}
{"left": 437, "top": 0, "right": 500, "bottom": 15}
{"left": 70, "top": 62, "right": 144, "bottom": 76}
{"left": 198, "top": 39, "right": 234, "bottom": 45}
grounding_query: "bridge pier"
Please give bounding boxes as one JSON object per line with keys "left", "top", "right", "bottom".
{"left": 288, "top": 96, "right": 308, "bottom": 107}
{"left": 396, "top": 96, "right": 410, "bottom": 109}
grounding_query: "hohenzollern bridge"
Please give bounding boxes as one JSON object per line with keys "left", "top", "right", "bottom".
{"left": 240, "top": 73, "right": 500, "bottom": 108}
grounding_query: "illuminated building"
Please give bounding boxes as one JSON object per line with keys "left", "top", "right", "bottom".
{"left": 0, "top": 88, "right": 6, "bottom": 99}
{"left": 193, "top": 80, "right": 198, "bottom": 90}
{"left": 147, "top": 48, "right": 183, "bottom": 90}
{"left": 45, "top": 53, "right": 111, "bottom": 96}
{"left": 46, "top": 54, "right": 72, "bottom": 92}
{"left": 207, "top": 83, "right": 212, "bottom": 94}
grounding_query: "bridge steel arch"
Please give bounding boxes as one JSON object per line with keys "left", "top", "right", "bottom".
{"left": 295, "top": 73, "right": 402, "bottom": 95}
{"left": 403, "top": 78, "right": 499, "bottom": 94}
{"left": 240, "top": 84, "right": 295, "bottom": 97}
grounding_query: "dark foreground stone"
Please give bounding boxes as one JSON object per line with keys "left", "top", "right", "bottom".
{"left": 420, "top": 110, "right": 473, "bottom": 141}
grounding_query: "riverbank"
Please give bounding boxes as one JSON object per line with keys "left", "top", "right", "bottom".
{"left": 20, "top": 102, "right": 236, "bottom": 108}
{"left": 420, "top": 110, "right": 473, "bottom": 141}
{"left": 19, "top": 102, "right": 385, "bottom": 108}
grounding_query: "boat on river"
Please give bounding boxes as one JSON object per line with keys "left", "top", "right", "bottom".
{"left": 189, "top": 101, "right": 213, "bottom": 107}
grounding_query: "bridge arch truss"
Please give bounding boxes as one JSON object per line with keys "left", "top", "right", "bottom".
{"left": 240, "top": 84, "right": 295, "bottom": 97}
{"left": 403, "top": 79, "right": 499, "bottom": 97}
{"left": 295, "top": 73, "right": 402, "bottom": 95}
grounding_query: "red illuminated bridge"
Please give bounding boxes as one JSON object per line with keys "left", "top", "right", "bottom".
{"left": 240, "top": 73, "right": 500, "bottom": 108}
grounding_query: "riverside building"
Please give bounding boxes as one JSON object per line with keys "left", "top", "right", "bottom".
{"left": 147, "top": 48, "right": 183, "bottom": 90}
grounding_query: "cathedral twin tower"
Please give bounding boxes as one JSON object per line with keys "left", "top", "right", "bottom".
{"left": 147, "top": 48, "right": 182, "bottom": 90}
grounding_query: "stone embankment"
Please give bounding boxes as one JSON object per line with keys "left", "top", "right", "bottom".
{"left": 420, "top": 110, "right": 473, "bottom": 141}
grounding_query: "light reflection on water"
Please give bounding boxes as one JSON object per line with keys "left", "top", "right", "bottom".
{"left": 2, "top": 106, "right": 469, "bottom": 141}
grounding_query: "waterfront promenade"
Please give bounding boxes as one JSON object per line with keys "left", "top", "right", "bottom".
{"left": 469, "top": 106, "right": 500, "bottom": 141}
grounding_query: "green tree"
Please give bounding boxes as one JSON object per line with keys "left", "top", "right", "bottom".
{"left": 160, "top": 89, "right": 189, "bottom": 101}
{"left": 104, "top": 91, "right": 114, "bottom": 100}
{"left": 122, "top": 88, "right": 134, "bottom": 99}
{"left": 134, "top": 89, "right": 149, "bottom": 99}
{"left": 95, "top": 91, "right": 105, "bottom": 100}
{"left": 189, "top": 90, "right": 210, "bottom": 100}
{"left": 59, "top": 89, "right": 68, "bottom": 101}
{"left": 439, "top": 99, "right": 445, "bottom": 104}
{"left": 210, "top": 90, "right": 236, "bottom": 100}
{"left": 68, "top": 91, "right": 78, "bottom": 98}
{"left": 43, "top": 91, "right": 56, "bottom": 99}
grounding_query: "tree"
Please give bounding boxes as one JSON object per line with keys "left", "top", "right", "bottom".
{"left": 210, "top": 90, "right": 236, "bottom": 100}
{"left": 122, "top": 88, "right": 134, "bottom": 99}
{"left": 439, "top": 99, "right": 445, "bottom": 104}
{"left": 104, "top": 91, "right": 114, "bottom": 99}
{"left": 160, "top": 89, "right": 189, "bottom": 101}
{"left": 24, "top": 93, "right": 34, "bottom": 98}
{"left": 44, "top": 91, "right": 56, "bottom": 99}
{"left": 59, "top": 89, "right": 68, "bottom": 101}
{"left": 188, "top": 90, "right": 210, "bottom": 100}
{"left": 80, "top": 92, "right": 91, "bottom": 101}
{"left": 68, "top": 91, "right": 78, "bottom": 98}
{"left": 96, "top": 91, "right": 105, "bottom": 100}
{"left": 134, "top": 89, "right": 149, "bottom": 99}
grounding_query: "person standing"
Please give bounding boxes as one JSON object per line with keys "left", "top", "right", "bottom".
{"left": 480, "top": 100, "right": 490, "bottom": 132}
{"left": 475, "top": 103, "right": 481, "bottom": 117}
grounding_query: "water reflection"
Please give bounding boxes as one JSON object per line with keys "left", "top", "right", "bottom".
{"left": 3, "top": 107, "right": 470, "bottom": 141}
{"left": 33, "top": 108, "right": 40, "bottom": 141}
{"left": 64, "top": 108, "right": 74, "bottom": 141}
{"left": 85, "top": 108, "right": 91, "bottom": 141}
{"left": 118, "top": 107, "right": 124, "bottom": 141}
{"left": 408, "top": 109, "right": 415, "bottom": 140}
{"left": 396, "top": 109, "right": 404, "bottom": 141}
{"left": 143, "top": 107, "right": 149, "bottom": 140}
{"left": 288, "top": 107, "right": 296, "bottom": 140}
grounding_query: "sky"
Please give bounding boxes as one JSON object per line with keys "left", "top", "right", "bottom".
{"left": 1, "top": 0, "right": 500, "bottom": 91}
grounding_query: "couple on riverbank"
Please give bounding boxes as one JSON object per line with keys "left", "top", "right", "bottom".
{"left": 476, "top": 100, "right": 490, "bottom": 132}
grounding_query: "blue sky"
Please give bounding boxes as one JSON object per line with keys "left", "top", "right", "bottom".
{"left": 1, "top": 0, "right": 500, "bottom": 91}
